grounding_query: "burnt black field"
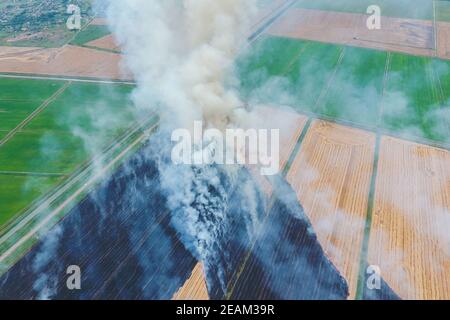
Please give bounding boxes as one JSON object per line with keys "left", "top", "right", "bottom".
{"left": 0, "top": 134, "right": 398, "bottom": 300}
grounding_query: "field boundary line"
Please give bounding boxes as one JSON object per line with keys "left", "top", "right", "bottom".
{"left": 282, "top": 118, "right": 312, "bottom": 176}
{"left": 0, "top": 81, "right": 71, "bottom": 147}
{"left": 352, "top": 36, "right": 435, "bottom": 51}
{"left": 248, "top": 0, "right": 298, "bottom": 43}
{"left": 377, "top": 52, "right": 392, "bottom": 127}
{"left": 315, "top": 47, "right": 346, "bottom": 111}
{"left": 0, "top": 171, "right": 65, "bottom": 177}
{"left": 280, "top": 42, "right": 311, "bottom": 76}
{"left": 0, "top": 73, "right": 135, "bottom": 85}
{"left": 354, "top": 135, "right": 381, "bottom": 300}
{"left": 78, "top": 44, "right": 122, "bottom": 55}
{"left": 433, "top": 0, "right": 438, "bottom": 57}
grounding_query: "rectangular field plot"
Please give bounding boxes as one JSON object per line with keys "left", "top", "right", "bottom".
{"left": 0, "top": 101, "right": 43, "bottom": 131}
{"left": 0, "top": 83, "right": 136, "bottom": 174}
{"left": 24, "top": 82, "right": 135, "bottom": 136}
{"left": 295, "top": 0, "right": 433, "bottom": 20}
{"left": 237, "top": 36, "right": 309, "bottom": 98}
{"left": 368, "top": 136, "right": 450, "bottom": 299}
{"left": 286, "top": 120, "right": 376, "bottom": 299}
{"left": 0, "top": 79, "right": 139, "bottom": 229}
{"left": 0, "top": 131, "right": 87, "bottom": 174}
{"left": 0, "top": 175, "right": 63, "bottom": 229}
{"left": 436, "top": 0, "right": 450, "bottom": 22}
{"left": 238, "top": 37, "right": 345, "bottom": 112}
{"left": 319, "top": 46, "right": 387, "bottom": 127}
{"left": 286, "top": 41, "right": 344, "bottom": 113}
{"left": 70, "top": 25, "right": 111, "bottom": 46}
{"left": 381, "top": 54, "right": 450, "bottom": 143}
{"left": 0, "top": 78, "right": 65, "bottom": 101}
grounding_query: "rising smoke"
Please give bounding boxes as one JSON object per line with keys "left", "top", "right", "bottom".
{"left": 104, "top": 0, "right": 264, "bottom": 295}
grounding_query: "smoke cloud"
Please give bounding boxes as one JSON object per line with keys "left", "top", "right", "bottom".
{"left": 103, "top": 0, "right": 266, "bottom": 295}
{"left": 106, "top": 0, "right": 257, "bottom": 130}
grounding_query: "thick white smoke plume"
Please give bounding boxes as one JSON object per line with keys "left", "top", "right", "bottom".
{"left": 104, "top": 0, "right": 261, "bottom": 294}
{"left": 106, "top": 0, "right": 257, "bottom": 130}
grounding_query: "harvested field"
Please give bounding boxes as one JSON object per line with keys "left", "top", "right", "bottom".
{"left": 0, "top": 45, "right": 131, "bottom": 80}
{"left": 295, "top": 0, "right": 433, "bottom": 20}
{"left": 437, "top": 22, "right": 450, "bottom": 59}
{"left": 0, "top": 47, "right": 45, "bottom": 58}
{"left": 172, "top": 263, "right": 209, "bottom": 300}
{"left": 286, "top": 120, "right": 376, "bottom": 299}
{"left": 368, "top": 136, "right": 450, "bottom": 300}
{"left": 86, "top": 35, "right": 121, "bottom": 52}
{"left": 89, "top": 18, "right": 109, "bottom": 26}
{"left": 267, "top": 8, "right": 436, "bottom": 57}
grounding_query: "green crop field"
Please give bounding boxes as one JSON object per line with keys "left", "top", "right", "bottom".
{"left": 295, "top": 0, "right": 434, "bottom": 20}
{"left": 238, "top": 35, "right": 450, "bottom": 144}
{"left": 0, "top": 175, "right": 63, "bottom": 228}
{"left": 320, "top": 46, "right": 387, "bottom": 127}
{"left": 70, "top": 25, "right": 111, "bottom": 46}
{"left": 381, "top": 54, "right": 450, "bottom": 142}
{"left": 0, "top": 78, "right": 138, "bottom": 230}
{"left": 237, "top": 36, "right": 309, "bottom": 98}
{"left": 0, "top": 78, "right": 64, "bottom": 101}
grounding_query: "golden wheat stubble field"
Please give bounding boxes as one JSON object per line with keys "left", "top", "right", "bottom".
{"left": 286, "top": 120, "right": 376, "bottom": 299}
{"left": 369, "top": 136, "right": 450, "bottom": 300}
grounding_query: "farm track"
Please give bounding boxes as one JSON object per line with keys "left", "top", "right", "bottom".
{"left": 0, "top": 73, "right": 136, "bottom": 85}
{"left": 0, "top": 171, "right": 65, "bottom": 177}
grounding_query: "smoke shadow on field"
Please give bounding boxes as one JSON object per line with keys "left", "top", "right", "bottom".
{"left": 227, "top": 176, "right": 350, "bottom": 300}
{"left": 0, "top": 134, "right": 399, "bottom": 300}
{"left": 0, "top": 139, "right": 197, "bottom": 300}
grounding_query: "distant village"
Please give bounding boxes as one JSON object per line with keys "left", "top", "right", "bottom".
{"left": 0, "top": 0, "right": 93, "bottom": 33}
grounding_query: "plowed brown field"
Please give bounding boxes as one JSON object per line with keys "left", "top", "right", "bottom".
{"left": 86, "top": 35, "right": 121, "bottom": 52}
{"left": 267, "top": 8, "right": 436, "bottom": 57}
{"left": 0, "top": 45, "right": 131, "bottom": 80}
